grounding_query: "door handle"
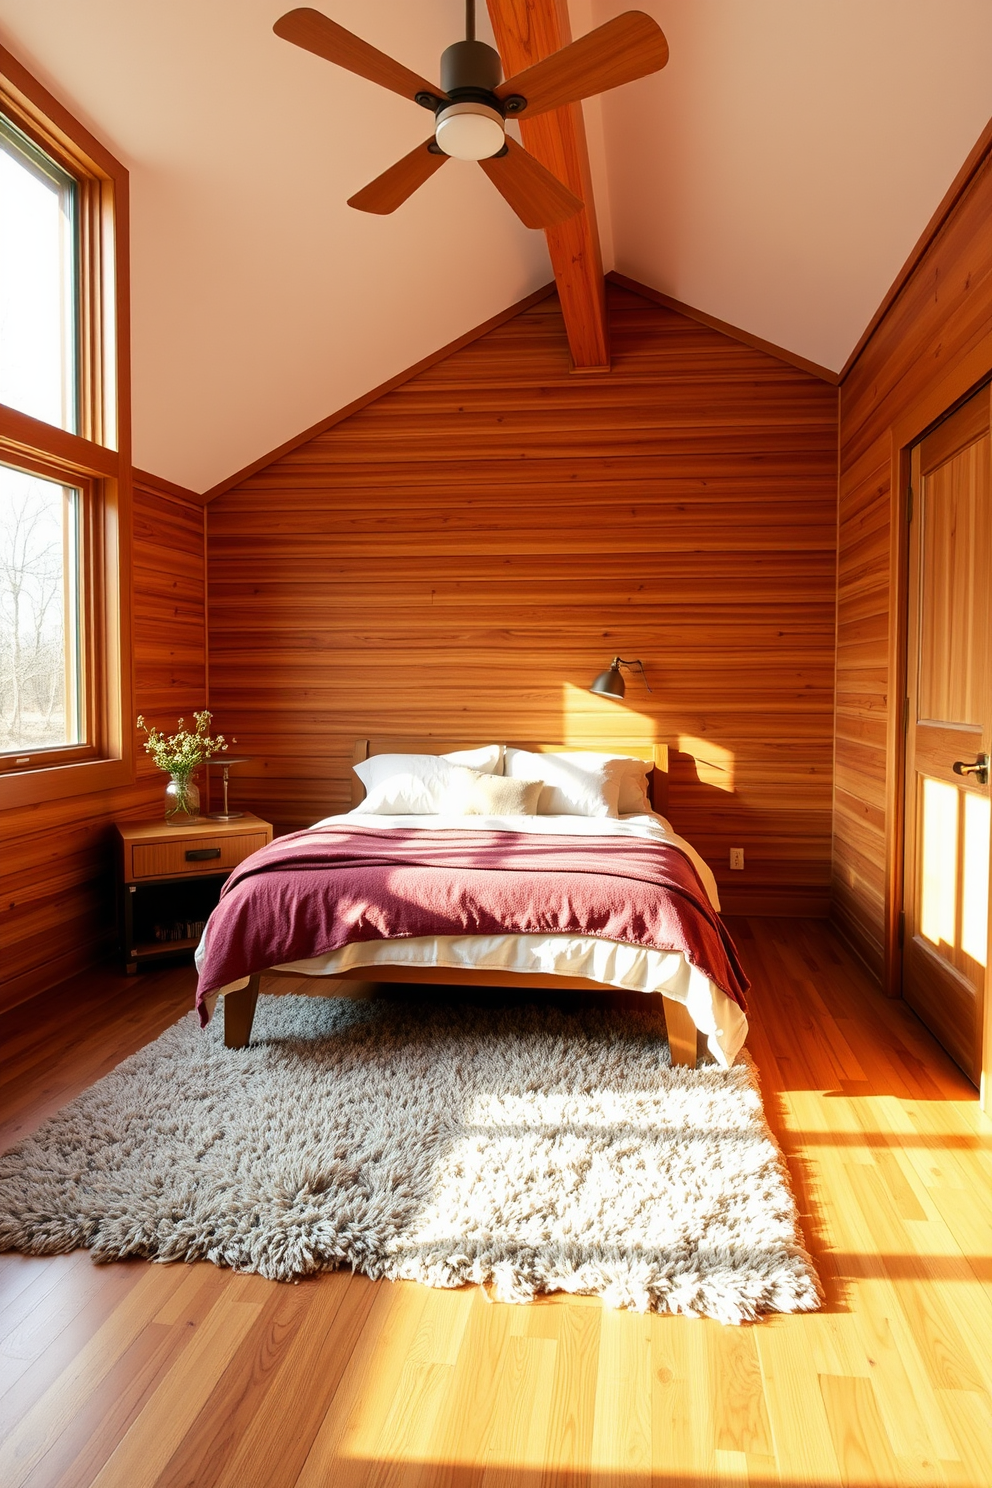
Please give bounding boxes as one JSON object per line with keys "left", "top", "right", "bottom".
{"left": 952, "top": 755, "right": 989, "bottom": 784}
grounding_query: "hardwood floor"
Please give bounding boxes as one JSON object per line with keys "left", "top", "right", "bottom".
{"left": 2, "top": 919, "right": 992, "bottom": 1486}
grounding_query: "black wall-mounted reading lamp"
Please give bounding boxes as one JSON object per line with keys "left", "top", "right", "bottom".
{"left": 589, "top": 656, "right": 652, "bottom": 700}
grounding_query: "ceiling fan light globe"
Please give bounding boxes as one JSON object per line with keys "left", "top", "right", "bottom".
{"left": 434, "top": 102, "right": 505, "bottom": 161}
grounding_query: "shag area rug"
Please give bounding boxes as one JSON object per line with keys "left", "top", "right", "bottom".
{"left": 0, "top": 995, "right": 820, "bottom": 1324}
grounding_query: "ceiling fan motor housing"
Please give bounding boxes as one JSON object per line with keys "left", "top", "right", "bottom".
{"left": 435, "top": 40, "right": 506, "bottom": 160}
{"left": 440, "top": 40, "right": 502, "bottom": 95}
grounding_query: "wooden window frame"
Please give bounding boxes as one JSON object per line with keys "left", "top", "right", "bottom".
{"left": 0, "top": 42, "right": 133, "bottom": 808}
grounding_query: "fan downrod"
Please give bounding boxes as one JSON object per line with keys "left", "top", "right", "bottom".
{"left": 429, "top": 0, "right": 514, "bottom": 159}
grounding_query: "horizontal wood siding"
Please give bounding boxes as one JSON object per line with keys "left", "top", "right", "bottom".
{"left": 208, "top": 284, "right": 838, "bottom": 914}
{"left": 842, "top": 154, "right": 992, "bottom": 472}
{"left": 0, "top": 476, "right": 207, "bottom": 1010}
{"left": 834, "top": 145, "right": 992, "bottom": 979}
{"left": 832, "top": 438, "right": 891, "bottom": 975}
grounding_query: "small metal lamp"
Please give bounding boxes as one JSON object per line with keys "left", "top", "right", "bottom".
{"left": 589, "top": 656, "right": 652, "bottom": 699}
{"left": 206, "top": 756, "right": 251, "bottom": 820}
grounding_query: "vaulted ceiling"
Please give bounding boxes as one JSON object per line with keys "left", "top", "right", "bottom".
{"left": 0, "top": 0, "right": 990, "bottom": 492}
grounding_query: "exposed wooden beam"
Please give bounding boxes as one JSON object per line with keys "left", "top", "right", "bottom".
{"left": 486, "top": 0, "right": 609, "bottom": 371}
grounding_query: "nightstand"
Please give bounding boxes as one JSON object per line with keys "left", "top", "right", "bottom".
{"left": 115, "top": 813, "right": 273, "bottom": 973}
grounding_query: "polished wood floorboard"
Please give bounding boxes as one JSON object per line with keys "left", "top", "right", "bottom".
{"left": 2, "top": 920, "right": 992, "bottom": 1487}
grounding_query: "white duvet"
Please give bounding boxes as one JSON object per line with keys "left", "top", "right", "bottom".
{"left": 196, "top": 811, "right": 748, "bottom": 1067}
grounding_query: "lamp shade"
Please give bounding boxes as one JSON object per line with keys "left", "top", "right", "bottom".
{"left": 589, "top": 663, "right": 625, "bottom": 699}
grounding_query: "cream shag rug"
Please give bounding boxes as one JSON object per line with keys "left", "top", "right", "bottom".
{"left": 0, "top": 995, "right": 821, "bottom": 1324}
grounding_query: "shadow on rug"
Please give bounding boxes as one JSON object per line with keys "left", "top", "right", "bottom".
{"left": 0, "top": 995, "right": 820, "bottom": 1324}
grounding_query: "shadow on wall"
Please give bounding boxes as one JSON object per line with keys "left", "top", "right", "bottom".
{"left": 225, "top": 668, "right": 827, "bottom": 918}
{"left": 562, "top": 678, "right": 758, "bottom": 904}
{"left": 678, "top": 734, "right": 735, "bottom": 795}
{"left": 565, "top": 684, "right": 827, "bottom": 918}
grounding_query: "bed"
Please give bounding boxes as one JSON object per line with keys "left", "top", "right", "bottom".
{"left": 195, "top": 738, "right": 749, "bottom": 1069}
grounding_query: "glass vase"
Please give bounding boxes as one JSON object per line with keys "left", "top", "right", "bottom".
{"left": 164, "top": 772, "right": 201, "bottom": 824}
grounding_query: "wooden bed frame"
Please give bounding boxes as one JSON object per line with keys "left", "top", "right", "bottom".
{"left": 222, "top": 737, "right": 701, "bottom": 1067}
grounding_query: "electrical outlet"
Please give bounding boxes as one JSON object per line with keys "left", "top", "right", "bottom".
{"left": 729, "top": 848, "right": 744, "bottom": 871}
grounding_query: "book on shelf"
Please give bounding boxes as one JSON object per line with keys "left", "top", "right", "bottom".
{"left": 153, "top": 919, "right": 207, "bottom": 943}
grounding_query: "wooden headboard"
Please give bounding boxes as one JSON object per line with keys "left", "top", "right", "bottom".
{"left": 351, "top": 738, "right": 669, "bottom": 816}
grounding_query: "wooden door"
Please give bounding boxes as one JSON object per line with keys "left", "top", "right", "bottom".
{"left": 904, "top": 385, "right": 992, "bottom": 1084}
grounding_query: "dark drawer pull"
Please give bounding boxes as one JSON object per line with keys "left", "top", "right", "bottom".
{"left": 185, "top": 847, "right": 222, "bottom": 861}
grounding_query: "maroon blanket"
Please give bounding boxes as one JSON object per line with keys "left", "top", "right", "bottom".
{"left": 195, "top": 826, "right": 749, "bottom": 1023}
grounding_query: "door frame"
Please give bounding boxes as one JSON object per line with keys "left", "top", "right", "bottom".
{"left": 898, "top": 393, "right": 992, "bottom": 1085}
{"left": 883, "top": 352, "right": 992, "bottom": 1106}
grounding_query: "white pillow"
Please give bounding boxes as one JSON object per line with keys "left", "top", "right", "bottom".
{"left": 559, "top": 751, "right": 652, "bottom": 814}
{"left": 506, "top": 749, "right": 652, "bottom": 814}
{"left": 617, "top": 762, "right": 652, "bottom": 814}
{"left": 352, "top": 772, "right": 440, "bottom": 815}
{"left": 353, "top": 746, "right": 503, "bottom": 814}
{"left": 503, "top": 748, "right": 626, "bottom": 818}
{"left": 441, "top": 767, "right": 544, "bottom": 817}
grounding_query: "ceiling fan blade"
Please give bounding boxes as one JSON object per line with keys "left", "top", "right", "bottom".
{"left": 495, "top": 11, "right": 668, "bottom": 119}
{"left": 479, "top": 137, "right": 583, "bottom": 229}
{"left": 348, "top": 140, "right": 448, "bottom": 215}
{"left": 273, "top": 8, "right": 446, "bottom": 105}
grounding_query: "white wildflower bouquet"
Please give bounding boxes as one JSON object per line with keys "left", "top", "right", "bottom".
{"left": 136, "top": 710, "right": 230, "bottom": 776}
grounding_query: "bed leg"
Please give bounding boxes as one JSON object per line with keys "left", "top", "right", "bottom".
{"left": 662, "top": 995, "right": 698, "bottom": 1068}
{"left": 224, "top": 975, "right": 260, "bottom": 1049}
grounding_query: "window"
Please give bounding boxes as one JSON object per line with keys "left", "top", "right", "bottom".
{"left": 0, "top": 43, "right": 132, "bottom": 805}
{"left": 0, "top": 115, "right": 78, "bottom": 432}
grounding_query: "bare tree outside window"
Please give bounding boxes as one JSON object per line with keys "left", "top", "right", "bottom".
{"left": 0, "top": 464, "right": 79, "bottom": 753}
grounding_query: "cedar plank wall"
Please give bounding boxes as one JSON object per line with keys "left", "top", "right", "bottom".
{"left": 0, "top": 476, "right": 207, "bottom": 1011}
{"left": 834, "top": 147, "right": 992, "bottom": 981}
{"left": 208, "top": 283, "right": 838, "bottom": 914}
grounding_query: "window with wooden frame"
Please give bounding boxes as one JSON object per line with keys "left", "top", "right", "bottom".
{"left": 0, "top": 43, "right": 132, "bottom": 806}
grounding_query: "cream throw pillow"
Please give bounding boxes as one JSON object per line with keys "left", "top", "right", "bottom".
{"left": 442, "top": 768, "right": 543, "bottom": 817}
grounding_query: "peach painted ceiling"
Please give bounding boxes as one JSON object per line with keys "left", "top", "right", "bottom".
{"left": 0, "top": 0, "right": 990, "bottom": 492}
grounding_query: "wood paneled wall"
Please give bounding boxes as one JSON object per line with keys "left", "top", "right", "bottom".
{"left": 834, "top": 144, "right": 992, "bottom": 982}
{"left": 208, "top": 283, "right": 838, "bottom": 914}
{"left": 0, "top": 475, "right": 207, "bottom": 1010}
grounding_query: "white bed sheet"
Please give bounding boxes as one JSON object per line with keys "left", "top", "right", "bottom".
{"left": 196, "top": 812, "right": 747, "bottom": 1066}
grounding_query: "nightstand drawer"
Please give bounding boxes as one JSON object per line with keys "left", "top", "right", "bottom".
{"left": 131, "top": 831, "right": 268, "bottom": 881}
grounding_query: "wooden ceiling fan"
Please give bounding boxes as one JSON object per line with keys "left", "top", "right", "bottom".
{"left": 273, "top": 2, "right": 669, "bottom": 228}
